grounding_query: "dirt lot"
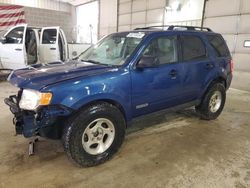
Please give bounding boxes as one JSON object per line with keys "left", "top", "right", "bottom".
{"left": 0, "top": 81, "right": 250, "bottom": 188}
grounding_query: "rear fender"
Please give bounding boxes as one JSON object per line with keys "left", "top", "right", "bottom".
{"left": 199, "top": 69, "right": 227, "bottom": 100}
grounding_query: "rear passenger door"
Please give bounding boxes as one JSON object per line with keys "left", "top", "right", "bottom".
{"left": 180, "top": 34, "right": 214, "bottom": 101}
{"left": 39, "top": 27, "right": 60, "bottom": 63}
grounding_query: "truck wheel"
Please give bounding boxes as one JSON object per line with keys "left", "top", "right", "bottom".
{"left": 195, "top": 83, "right": 226, "bottom": 120}
{"left": 62, "top": 102, "right": 126, "bottom": 167}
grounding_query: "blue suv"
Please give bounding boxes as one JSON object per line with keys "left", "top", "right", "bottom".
{"left": 5, "top": 25, "right": 233, "bottom": 167}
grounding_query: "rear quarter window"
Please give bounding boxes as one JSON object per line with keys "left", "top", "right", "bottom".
{"left": 207, "top": 35, "right": 230, "bottom": 57}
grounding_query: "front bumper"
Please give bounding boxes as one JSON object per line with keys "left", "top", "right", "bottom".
{"left": 4, "top": 95, "right": 73, "bottom": 139}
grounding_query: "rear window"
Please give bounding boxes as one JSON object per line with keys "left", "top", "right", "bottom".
{"left": 207, "top": 35, "right": 230, "bottom": 57}
{"left": 180, "top": 35, "right": 207, "bottom": 61}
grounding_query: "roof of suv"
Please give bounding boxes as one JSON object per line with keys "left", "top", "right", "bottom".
{"left": 134, "top": 25, "right": 213, "bottom": 32}
{"left": 121, "top": 25, "right": 218, "bottom": 35}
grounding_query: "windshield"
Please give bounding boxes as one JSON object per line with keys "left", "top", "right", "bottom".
{"left": 78, "top": 32, "right": 145, "bottom": 66}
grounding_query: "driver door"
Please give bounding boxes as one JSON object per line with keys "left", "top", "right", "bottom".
{"left": 0, "top": 24, "right": 27, "bottom": 69}
{"left": 39, "top": 27, "right": 60, "bottom": 63}
{"left": 131, "top": 35, "right": 184, "bottom": 117}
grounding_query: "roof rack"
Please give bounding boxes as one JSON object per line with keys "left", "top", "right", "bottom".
{"left": 134, "top": 25, "right": 212, "bottom": 32}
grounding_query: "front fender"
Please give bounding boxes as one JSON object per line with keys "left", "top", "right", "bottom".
{"left": 67, "top": 93, "right": 131, "bottom": 121}
{"left": 43, "top": 69, "right": 132, "bottom": 121}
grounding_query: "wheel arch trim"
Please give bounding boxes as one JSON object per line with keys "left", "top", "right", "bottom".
{"left": 68, "top": 95, "right": 131, "bottom": 123}
{"left": 200, "top": 75, "right": 227, "bottom": 100}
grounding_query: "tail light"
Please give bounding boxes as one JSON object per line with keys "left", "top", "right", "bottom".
{"left": 230, "top": 59, "right": 234, "bottom": 73}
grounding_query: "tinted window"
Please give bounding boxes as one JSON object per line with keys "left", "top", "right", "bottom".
{"left": 5, "top": 27, "right": 24, "bottom": 44}
{"left": 42, "top": 29, "right": 57, "bottom": 44}
{"left": 143, "top": 36, "right": 178, "bottom": 64}
{"left": 207, "top": 35, "right": 229, "bottom": 57}
{"left": 181, "top": 35, "right": 207, "bottom": 61}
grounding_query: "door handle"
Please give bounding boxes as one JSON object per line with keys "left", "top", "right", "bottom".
{"left": 169, "top": 69, "right": 177, "bottom": 78}
{"left": 50, "top": 47, "right": 56, "bottom": 50}
{"left": 15, "top": 48, "right": 22, "bottom": 51}
{"left": 206, "top": 63, "right": 214, "bottom": 69}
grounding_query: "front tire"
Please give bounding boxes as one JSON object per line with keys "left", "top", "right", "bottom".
{"left": 62, "top": 102, "right": 126, "bottom": 167}
{"left": 195, "top": 83, "right": 226, "bottom": 120}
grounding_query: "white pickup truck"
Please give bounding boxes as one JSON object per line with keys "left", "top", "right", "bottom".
{"left": 0, "top": 24, "right": 90, "bottom": 70}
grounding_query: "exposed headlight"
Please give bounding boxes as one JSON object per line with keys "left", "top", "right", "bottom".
{"left": 19, "top": 89, "right": 52, "bottom": 110}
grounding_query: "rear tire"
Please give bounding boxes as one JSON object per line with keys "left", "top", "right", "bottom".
{"left": 195, "top": 83, "right": 226, "bottom": 120}
{"left": 62, "top": 102, "right": 126, "bottom": 167}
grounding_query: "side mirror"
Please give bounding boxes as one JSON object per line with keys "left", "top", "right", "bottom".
{"left": 136, "top": 56, "right": 160, "bottom": 69}
{"left": 0, "top": 37, "right": 6, "bottom": 44}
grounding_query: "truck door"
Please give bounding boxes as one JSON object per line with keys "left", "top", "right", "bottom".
{"left": 59, "top": 29, "right": 68, "bottom": 61}
{"left": 0, "top": 24, "right": 27, "bottom": 69}
{"left": 39, "top": 27, "right": 60, "bottom": 63}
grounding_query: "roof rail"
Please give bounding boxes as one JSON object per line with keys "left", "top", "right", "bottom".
{"left": 134, "top": 25, "right": 212, "bottom": 32}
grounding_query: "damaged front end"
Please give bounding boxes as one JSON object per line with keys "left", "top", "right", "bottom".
{"left": 4, "top": 90, "right": 73, "bottom": 139}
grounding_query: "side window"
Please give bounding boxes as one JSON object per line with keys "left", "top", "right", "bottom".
{"left": 181, "top": 35, "right": 207, "bottom": 61}
{"left": 42, "top": 29, "right": 57, "bottom": 44}
{"left": 142, "top": 36, "right": 178, "bottom": 64}
{"left": 5, "top": 27, "right": 24, "bottom": 44}
{"left": 207, "top": 35, "right": 230, "bottom": 57}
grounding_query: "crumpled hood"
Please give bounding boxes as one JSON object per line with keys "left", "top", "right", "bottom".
{"left": 8, "top": 61, "right": 115, "bottom": 90}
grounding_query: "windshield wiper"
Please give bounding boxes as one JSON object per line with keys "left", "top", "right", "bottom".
{"left": 81, "top": 59, "right": 104, "bottom": 65}
{"left": 80, "top": 59, "right": 119, "bottom": 68}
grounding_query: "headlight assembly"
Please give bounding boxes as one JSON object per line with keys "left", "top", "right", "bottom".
{"left": 19, "top": 89, "right": 52, "bottom": 110}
